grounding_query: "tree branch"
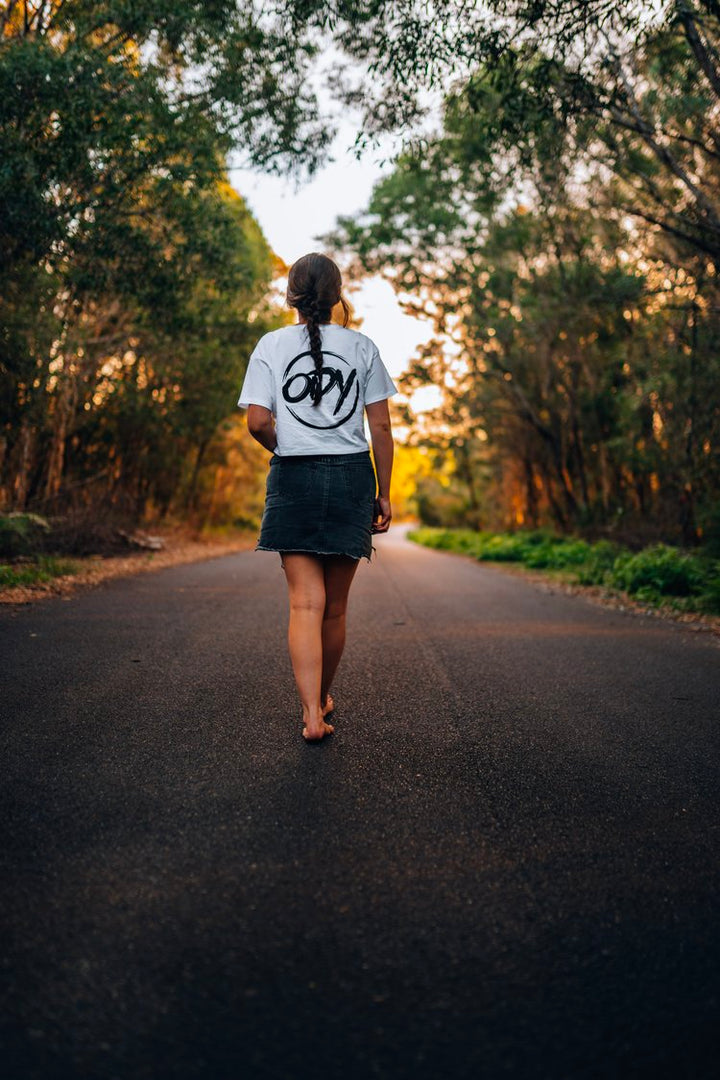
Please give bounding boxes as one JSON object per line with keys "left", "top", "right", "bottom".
{"left": 608, "top": 51, "right": 720, "bottom": 231}
{"left": 623, "top": 203, "right": 720, "bottom": 261}
{"left": 0, "top": 0, "right": 20, "bottom": 35}
{"left": 678, "top": 3, "right": 720, "bottom": 104}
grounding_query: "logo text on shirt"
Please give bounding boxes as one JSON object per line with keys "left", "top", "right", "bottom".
{"left": 282, "top": 350, "right": 360, "bottom": 430}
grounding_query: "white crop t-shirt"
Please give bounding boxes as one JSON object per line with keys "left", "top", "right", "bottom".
{"left": 237, "top": 323, "right": 398, "bottom": 456}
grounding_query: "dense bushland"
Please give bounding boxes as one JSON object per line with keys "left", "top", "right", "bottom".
{"left": 0, "top": 2, "right": 328, "bottom": 527}
{"left": 408, "top": 528, "right": 720, "bottom": 615}
{"left": 4, "top": 3, "right": 720, "bottom": 542}
{"left": 330, "top": 2, "right": 720, "bottom": 550}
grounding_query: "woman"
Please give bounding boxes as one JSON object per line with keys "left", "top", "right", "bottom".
{"left": 237, "top": 252, "right": 397, "bottom": 742}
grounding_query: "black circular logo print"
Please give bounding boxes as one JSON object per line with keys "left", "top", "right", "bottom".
{"left": 281, "top": 350, "right": 360, "bottom": 430}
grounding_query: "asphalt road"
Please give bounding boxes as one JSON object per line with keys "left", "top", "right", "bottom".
{"left": 2, "top": 527, "right": 719, "bottom": 1079}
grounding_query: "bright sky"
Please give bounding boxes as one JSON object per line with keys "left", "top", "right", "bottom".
{"left": 229, "top": 133, "right": 439, "bottom": 413}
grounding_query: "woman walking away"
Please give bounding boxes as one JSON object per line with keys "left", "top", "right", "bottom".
{"left": 237, "top": 253, "right": 397, "bottom": 742}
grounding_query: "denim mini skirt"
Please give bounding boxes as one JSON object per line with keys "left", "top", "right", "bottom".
{"left": 257, "top": 450, "right": 377, "bottom": 561}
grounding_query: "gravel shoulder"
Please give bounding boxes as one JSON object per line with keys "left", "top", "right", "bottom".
{"left": 421, "top": 550, "right": 720, "bottom": 640}
{"left": 483, "top": 561, "right": 720, "bottom": 635}
{"left": 0, "top": 530, "right": 256, "bottom": 606}
{"left": 5, "top": 523, "right": 719, "bottom": 642}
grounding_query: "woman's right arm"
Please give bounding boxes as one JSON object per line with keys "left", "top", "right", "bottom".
{"left": 366, "top": 399, "right": 393, "bottom": 533}
{"left": 247, "top": 405, "right": 277, "bottom": 452}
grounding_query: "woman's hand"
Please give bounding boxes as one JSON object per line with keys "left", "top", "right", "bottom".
{"left": 372, "top": 496, "right": 392, "bottom": 533}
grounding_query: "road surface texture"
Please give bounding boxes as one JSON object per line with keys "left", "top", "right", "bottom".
{"left": 2, "top": 527, "right": 719, "bottom": 1079}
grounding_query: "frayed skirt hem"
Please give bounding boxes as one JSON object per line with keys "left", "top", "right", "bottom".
{"left": 255, "top": 544, "right": 374, "bottom": 563}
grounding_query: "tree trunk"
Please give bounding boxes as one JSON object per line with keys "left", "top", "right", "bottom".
{"left": 523, "top": 454, "right": 539, "bottom": 528}
{"left": 185, "top": 436, "right": 210, "bottom": 513}
{"left": 43, "top": 373, "right": 76, "bottom": 502}
{"left": 598, "top": 440, "right": 611, "bottom": 518}
{"left": 538, "top": 460, "right": 567, "bottom": 530}
{"left": 10, "top": 421, "right": 36, "bottom": 510}
{"left": 571, "top": 415, "right": 590, "bottom": 514}
{"left": 0, "top": 435, "right": 8, "bottom": 511}
{"left": 681, "top": 300, "right": 700, "bottom": 545}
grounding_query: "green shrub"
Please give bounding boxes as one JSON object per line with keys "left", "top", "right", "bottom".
{"left": 574, "top": 540, "right": 625, "bottom": 585}
{"left": 611, "top": 543, "right": 706, "bottom": 597}
{"left": 408, "top": 527, "right": 720, "bottom": 616}
{"left": 0, "top": 555, "right": 79, "bottom": 587}
{"left": 695, "top": 571, "right": 720, "bottom": 615}
{"left": 0, "top": 513, "right": 51, "bottom": 558}
{"left": 407, "top": 528, "right": 453, "bottom": 551}
{"left": 475, "top": 534, "right": 526, "bottom": 561}
{"left": 524, "top": 539, "right": 592, "bottom": 568}
{"left": 522, "top": 529, "right": 557, "bottom": 546}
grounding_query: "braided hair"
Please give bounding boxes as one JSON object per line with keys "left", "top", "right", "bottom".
{"left": 286, "top": 253, "right": 351, "bottom": 405}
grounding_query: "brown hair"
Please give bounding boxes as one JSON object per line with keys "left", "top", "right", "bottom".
{"left": 286, "top": 253, "right": 351, "bottom": 405}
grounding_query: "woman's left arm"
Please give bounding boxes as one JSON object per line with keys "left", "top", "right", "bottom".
{"left": 247, "top": 405, "right": 277, "bottom": 452}
{"left": 366, "top": 398, "right": 394, "bottom": 533}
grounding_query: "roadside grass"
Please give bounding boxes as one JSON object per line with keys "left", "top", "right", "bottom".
{"left": 0, "top": 555, "right": 81, "bottom": 588}
{"left": 0, "top": 524, "right": 258, "bottom": 603}
{"left": 407, "top": 528, "right": 720, "bottom": 616}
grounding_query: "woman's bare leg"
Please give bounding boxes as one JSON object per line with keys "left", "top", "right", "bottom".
{"left": 281, "top": 553, "right": 334, "bottom": 741}
{"left": 321, "top": 555, "right": 360, "bottom": 713}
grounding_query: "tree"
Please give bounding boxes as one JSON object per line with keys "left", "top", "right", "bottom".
{"left": 0, "top": 1, "right": 312, "bottom": 515}
{"left": 325, "top": 13, "right": 720, "bottom": 541}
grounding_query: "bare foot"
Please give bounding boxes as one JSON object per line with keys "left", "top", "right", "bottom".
{"left": 302, "top": 706, "right": 334, "bottom": 742}
{"left": 302, "top": 719, "right": 334, "bottom": 742}
{"left": 322, "top": 693, "right": 335, "bottom": 718}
